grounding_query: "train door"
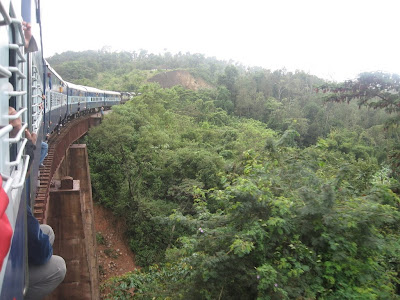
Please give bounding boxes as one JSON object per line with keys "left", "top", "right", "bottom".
{"left": 0, "top": 0, "right": 32, "bottom": 298}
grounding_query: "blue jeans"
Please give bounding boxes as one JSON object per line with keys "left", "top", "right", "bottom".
{"left": 40, "top": 142, "right": 48, "bottom": 165}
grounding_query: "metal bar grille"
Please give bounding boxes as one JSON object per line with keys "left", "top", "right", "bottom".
{"left": 31, "top": 65, "right": 43, "bottom": 133}
{"left": 0, "top": 0, "right": 11, "bottom": 26}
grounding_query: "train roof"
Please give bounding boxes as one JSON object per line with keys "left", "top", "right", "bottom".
{"left": 44, "top": 59, "right": 64, "bottom": 81}
{"left": 82, "top": 86, "right": 104, "bottom": 93}
{"left": 65, "top": 81, "right": 86, "bottom": 92}
{"left": 103, "top": 90, "right": 121, "bottom": 96}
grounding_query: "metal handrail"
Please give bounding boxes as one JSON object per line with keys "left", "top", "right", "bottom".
{"left": 1, "top": 2, "right": 31, "bottom": 298}
{"left": 7, "top": 107, "right": 27, "bottom": 120}
{"left": 32, "top": 117, "right": 42, "bottom": 134}
{"left": 10, "top": 18, "right": 24, "bottom": 47}
{"left": 12, "top": 155, "right": 30, "bottom": 189}
{"left": 6, "top": 123, "right": 28, "bottom": 143}
{"left": 1, "top": 174, "right": 13, "bottom": 195}
{"left": 7, "top": 138, "right": 27, "bottom": 167}
{"left": 0, "top": 124, "right": 12, "bottom": 138}
{"left": 0, "top": 1, "right": 11, "bottom": 26}
{"left": 9, "top": 44, "right": 26, "bottom": 62}
{"left": 8, "top": 91, "right": 27, "bottom": 97}
{"left": 0, "top": 65, "right": 12, "bottom": 78}
{"left": 8, "top": 67, "right": 27, "bottom": 79}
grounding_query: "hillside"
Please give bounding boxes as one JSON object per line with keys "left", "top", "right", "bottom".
{"left": 46, "top": 50, "right": 228, "bottom": 92}
{"left": 53, "top": 49, "right": 400, "bottom": 299}
{"left": 147, "top": 70, "right": 212, "bottom": 90}
{"left": 89, "top": 83, "right": 400, "bottom": 299}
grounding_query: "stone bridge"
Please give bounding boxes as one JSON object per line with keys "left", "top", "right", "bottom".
{"left": 35, "top": 115, "right": 103, "bottom": 299}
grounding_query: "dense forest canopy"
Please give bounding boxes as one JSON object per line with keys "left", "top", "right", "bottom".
{"left": 51, "top": 50, "right": 400, "bottom": 299}
{"left": 48, "top": 50, "right": 392, "bottom": 147}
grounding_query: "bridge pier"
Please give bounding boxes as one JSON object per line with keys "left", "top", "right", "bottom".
{"left": 44, "top": 145, "right": 99, "bottom": 299}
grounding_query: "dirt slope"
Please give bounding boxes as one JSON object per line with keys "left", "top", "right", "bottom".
{"left": 94, "top": 203, "right": 137, "bottom": 298}
{"left": 147, "top": 70, "right": 212, "bottom": 90}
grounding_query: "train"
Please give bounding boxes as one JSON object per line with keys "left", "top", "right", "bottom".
{"left": 44, "top": 61, "right": 122, "bottom": 134}
{"left": 0, "top": 0, "right": 127, "bottom": 298}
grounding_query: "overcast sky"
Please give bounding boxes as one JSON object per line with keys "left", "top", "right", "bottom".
{"left": 40, "top": 0, "right": 400, "bottom": 82}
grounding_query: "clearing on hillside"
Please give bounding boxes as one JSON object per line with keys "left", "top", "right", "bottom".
{"left": 148, "top": 70, "right": 212, "bottom": 90}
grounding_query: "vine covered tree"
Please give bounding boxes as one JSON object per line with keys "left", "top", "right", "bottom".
{"left": 321, "top": 72, "right": 400, "bottom": 115}
{"left": 320, "top": 71, "right": 400, "bottom": 180}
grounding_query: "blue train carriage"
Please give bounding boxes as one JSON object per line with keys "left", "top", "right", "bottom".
{"left": 84, "top": 85, "right": 104, "bottom": 113}
{"left": 28, "top": 42, "right": 45, "bottom": 137}
{"left": 44, "top": 61, "right": 67, "bottom": 134}
{"left": 104, "top": 90, "right": 121, "bottom": 108}
{"left": 0, "top": 0, "right": 44, "bottom": 298}
{"left": 65, "top": 81, "right": 86, "bottom": 119}
{"left": 121, "top": 91, "right": 133, "bottom": 104}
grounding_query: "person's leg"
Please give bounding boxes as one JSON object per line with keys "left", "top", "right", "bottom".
{"left": 25, "top": 224, "right": 66, "bottom": 299}
{"left": 25, "top": 255, "right": 66, "bottom": 300}
{"left": 39, "top": 142, "right": 48, "bottom": 165}
{"left": 39, "top": 224, "right": 54, "bottom": 245}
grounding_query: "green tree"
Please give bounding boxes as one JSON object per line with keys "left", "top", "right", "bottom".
{"left": 322, "top": 72, "right": 400, "bottom": 116}
{"left": 104, "top": 145, "right": 400, "bottom": 299}
{"left": 322, "top": 71, "right": 400, "bottom": 179}
{"left": 218, "top": 65, "right": 239, "bottom": 105}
